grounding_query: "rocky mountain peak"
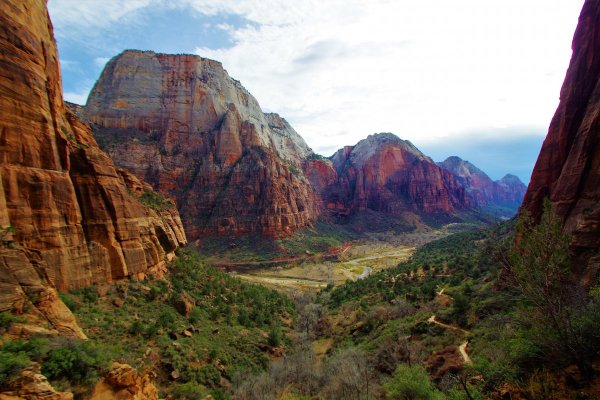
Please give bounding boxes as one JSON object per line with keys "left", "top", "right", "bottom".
{"left": 83, "top": 49, "right": 318, "bottom": 240}
{"left": 437, "top": 156, "right": 526, "bottom": 212}
{"left": 350, "top": 132, "right": 427, "bottom": 165}
{"left": 499, "top": 174, "right": 524, "bottom": 186}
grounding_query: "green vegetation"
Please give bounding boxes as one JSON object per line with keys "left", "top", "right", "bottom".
{"left": 93, "top": 127, "right": 161, "bottom": 150}
{"left": 0, "top": 311, "right": 22, "bottom": 331}
{"left": 278, "top": 221, "right": 359, "bottom": 255}
{"left": 3, "top": 203, "right": 597, "bottom": 398}
{"left": 0, "top": 337, "right": 49, "bottom": 386}
{"left": 137, "top": 189, "right": 174, "bottom": 210}
{"left": 42, "top": 340, "right": 110, "bottom": 386}
{"left": 307, "top": 152, "right": 327, "bottom": 160}
{"left": 198, "top": 220, "right": 358, "bottom": 261}
{"left": 0, "top": 336, "right": 109, "bottom": 390}
{"left": 126, "top": 187, "right": 174, "bottom": 211}
{"left": 384, "top": 364, "right": 443, "bottom": 400}
{"left": 511, "top": 200, "right": 600, "bottom": 378}
{"left": 61, "top": 249, "right": 294, "bottom": 397}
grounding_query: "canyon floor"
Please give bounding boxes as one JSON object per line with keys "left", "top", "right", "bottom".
{"left": 202, "top": 224, "right": 468, "bottom": 295}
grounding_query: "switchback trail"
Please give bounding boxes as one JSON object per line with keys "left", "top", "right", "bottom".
{"left": 429, "top": 287, "right": 472, "bottom": 364}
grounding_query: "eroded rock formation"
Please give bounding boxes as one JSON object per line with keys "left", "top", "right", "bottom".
{"left": 82, "top": 50, "right": 318, "bottom": 239}
{"left": 438, "top": 156, "right": 526, "bottom": 211}
{"left": 522, "top": 0, "right": 600, "bottom": 275}
{"left": 0, "top": 0, "right": 186, "bottom": 332}
{"left": 308, "top": 133, "right": 471, "bottom": 218}
{"left": 90, "top": 363, "right": 159, "bottom": 400}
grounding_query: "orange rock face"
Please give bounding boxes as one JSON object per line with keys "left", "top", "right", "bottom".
{"left": 90, "top": 363, "right": 159, "bottom": 400}
{"left": 314, "top": 133, "right": 471, "bottom": 217}
{"left": 83, "top": 50, "right": 318, "bottom": 240}
{"left": 522, "top": 0, "right": 600, "bottom": 273}
{"left": 0, "top": 0, "right": 186, "bottom": 331}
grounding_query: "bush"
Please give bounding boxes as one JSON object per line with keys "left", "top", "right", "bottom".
{"left": 0, "top": 312, "right": 22, "bottom": 331}
{"left": 157, "top": 309, "right": 177, "bottom": 329}
{"left": 384, "top": 364, "right": 443, "bottom": 400}
{"left": 59, "top": 292, "right": 79, "bottom": 312}
{"left": 0, "top": 337, "right": 50, "bottom": 385}
{"left": 172, "top": 381, "right": 210, "bottom": 399}
{"left": 129, "top": 320, "right": 144, "bottom": 335}
{"left": 42, "top": 340, "right": 110, "bottom": 385}
{"left": 268, "top": 327, "right": 282, "bottom": 347}
{"left": 0, "top": 350, "right": 30, "bottom": 386}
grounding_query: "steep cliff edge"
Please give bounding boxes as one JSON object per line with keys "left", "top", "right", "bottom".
{"left": 521, "top": 0, "right": 600, "bottom": 274}
{"left": 82, "top": 50, "right": 318, "bottom": 240}
{"left": 308, "top": 133, "right": 471, "bottom": 219}
{"left": 438, "top": 156, "right": 527, "bottom": 211}
{"left": 0, "top": 0, "right": 186, "bottom": 334}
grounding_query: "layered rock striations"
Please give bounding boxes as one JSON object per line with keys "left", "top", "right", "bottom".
{"left": 522, "top": 0, "right": 600, "bottom": 274}
{"left": 0, "top": 0, "right": 186, "bottom": 332}
{"left": 438, "top": 156, "right": 527, "bottom": 210}
{"left": 307, "top": 133, "right": 471, "bottom": 218}
{"left": 83, "top": 50, "right": 318, "bottom": 239}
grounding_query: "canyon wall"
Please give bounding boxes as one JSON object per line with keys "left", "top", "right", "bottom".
{"left": 522, "top": 0, "right": 600, "bottom": 275}
{"left": 0, "top": 0, "right": 186, "bottom": 333}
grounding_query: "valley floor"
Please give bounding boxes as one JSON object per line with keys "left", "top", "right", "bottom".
{"left": 206, "top": 226, "right": 463, "bottom": 295}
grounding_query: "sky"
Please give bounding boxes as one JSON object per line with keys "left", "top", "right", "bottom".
{"left": 48, "top": 0, "right": 585, "bottom": 183}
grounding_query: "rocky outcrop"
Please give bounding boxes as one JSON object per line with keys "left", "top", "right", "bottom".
{"left": 522, "top": 0, "right": 600, "bottom": 275}
{"left": 311, "top": 133, "right": 471, "bottom": 218}
{"left": 82, "top": 50, "right": 318, "bottom": 240}
{"left": 0, "top": 363, "right": 73, "bottom": 400}
{"left": 90, "top": 363, "right": 158, "bottom": 400}
{"left": 0, "top": 0, "right": 186, "bottom": 331}
{"left": 438, "top": 156, "right": 527, "bottom": 211}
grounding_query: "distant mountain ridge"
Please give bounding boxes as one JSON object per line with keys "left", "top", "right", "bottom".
{"left": 304, "top": 133, "right": 471, "bottom": 220}
{"left": 437, "top": 156, "right": 527, "bottom": 211}
{"left": 81, "top": 53, "right": 527, "bottom": 238}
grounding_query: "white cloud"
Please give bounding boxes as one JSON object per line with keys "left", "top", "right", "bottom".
{"left": 192, "top": 0, "right": 584, "bottom": 154}
{"left": 63, "top": 88, "right": 91, "bottom": 105}
{"left": 48, "top": 0, "right": 585, "bottom": 155}
{"left": 49, "top": 0, "right": 157, "bottom": 37}
{"left": 94, "top": 57, "right": 111, "bottom": 68}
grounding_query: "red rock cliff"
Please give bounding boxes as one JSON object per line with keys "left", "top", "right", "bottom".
{"left": 313, "top": 133, "right": 471, "bottom": 217}
{"left": 83, "top": 50, "right": 318, "bottom": 240}
{"left": 521, "top": 0, "right": 600, "bottom": 272}
{"left": 0, "top": 0, "right": 186, "bottom": 333}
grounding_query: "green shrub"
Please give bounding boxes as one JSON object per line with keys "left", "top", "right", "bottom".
{"left": 138, "top": 189, "right": 174, "bottom": 211}
{"left": 42, "top": 340, "right": 110, "bottom": 385}
{"left": 0, "top": 350, "right": 30, "bottom": 386}
{"left": 129, "top": 320, "right": 145, "bottom": 335}
{"left": 172, "top": 381, "right": 210, "bottom": 399}
{"left": 197, "top": 364, "right": 221, "bottom": 388}
{"left": 268, "top": 326, "right": 282, "bottom": 347}
{"left": 0, "top": 312, "right": 22, "bottom": 331}
{"left": 384, "top": 364, "right": 443, "bottom": 400}
{"left": 59, "top": 292, "right": 79, "bottom": 312}
{"left": 157, "top": 309, "right": 177, "bottom": 329}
